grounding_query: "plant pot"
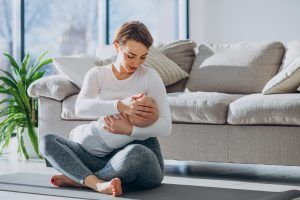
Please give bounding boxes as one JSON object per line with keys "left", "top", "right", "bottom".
{"left": 22, "top": 127, "right": 41, "bottom": 160}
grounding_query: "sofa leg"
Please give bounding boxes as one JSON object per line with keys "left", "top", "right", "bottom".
{"left": 45, "top": 159, "right": 52, "bottom": 167}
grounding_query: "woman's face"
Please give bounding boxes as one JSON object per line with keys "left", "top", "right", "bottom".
{"left": 115, "top": 39, "right": 149, "bottom": 74}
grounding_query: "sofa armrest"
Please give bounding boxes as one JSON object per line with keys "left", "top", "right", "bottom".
{"left": 28, "top": 75, "right": 80, "bottom": 101}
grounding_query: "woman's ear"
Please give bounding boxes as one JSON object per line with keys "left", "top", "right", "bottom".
{"left": 114, "top": 42, "right": 119, "bottom": 53}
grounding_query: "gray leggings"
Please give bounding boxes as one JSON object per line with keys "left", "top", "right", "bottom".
{"left": 39, "top": 133, "right": 164, "bottom": 189}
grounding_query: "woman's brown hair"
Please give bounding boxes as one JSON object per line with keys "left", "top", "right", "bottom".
{"left": 113, "top": 21, "right": 153, "bottom": 49}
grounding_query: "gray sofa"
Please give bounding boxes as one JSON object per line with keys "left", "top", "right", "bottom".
{"left": 28, "top": 40, "right": 300, "bottom": 166}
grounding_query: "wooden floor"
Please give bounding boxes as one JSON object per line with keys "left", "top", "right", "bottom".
{"left": 1, "top": 137, "right": 300, "bottom": 199}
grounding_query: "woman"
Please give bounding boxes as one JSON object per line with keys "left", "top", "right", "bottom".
{"left": 39, "top": 21, "right": 172, "bottom": 197}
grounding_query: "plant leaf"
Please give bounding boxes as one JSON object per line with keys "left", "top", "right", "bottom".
{"left": 28, "top": 58, "right": 52, "bottom": 81}
{"left": 0, "top": 76, "right": 18, "bottom": 91}
{"left": 4, "top": 53, "right": 20, "bottom": 77}
{"left": 20, "top": 132, "right": 29, "bottom": 160}
{"left": 0, "top": 68, "right": 17, "bottom": 85}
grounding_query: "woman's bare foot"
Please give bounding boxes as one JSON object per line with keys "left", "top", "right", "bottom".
{"left": 95, "top": 178, "right": 123, "bottom": 196}
{"left": 51, "top": 174, "right": 83, "bottom": 188}
{"left": 84, "top": 175, "right": 123, "bottom": 196}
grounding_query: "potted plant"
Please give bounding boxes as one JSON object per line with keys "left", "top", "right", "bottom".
{"left": 0, "top": 52, "right": 52, "bottom": 160}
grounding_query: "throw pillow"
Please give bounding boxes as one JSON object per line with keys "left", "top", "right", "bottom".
{"left": 143, "top": 46, "right": 189, "bottom": 86}
{"left": 278, "top": 40, "right": 300, "bottom": 72}
{"left": 185, "top": 41, "right": 285, "bottom": 94}
{"left": 157, "top": 39, "right": 197, "bottom": 92}
{"left": 262, "top": 56, "right": 300, "bottom": 94}
{"left": 27, "top": 75, "right": 80, "bottom": 101}
{"left": 157, "top": 39, "right": 197, "bottom": 73}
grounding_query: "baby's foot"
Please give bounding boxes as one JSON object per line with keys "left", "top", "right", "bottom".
{"left": 95, "top": 178, "right": 123, "bottom": 197}
{"left": 51, "top": 174, "right": 83, "bottom": 188}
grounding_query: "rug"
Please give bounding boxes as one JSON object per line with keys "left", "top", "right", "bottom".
{"left": 0, "top": 173, "right": 300, "bottom": 200}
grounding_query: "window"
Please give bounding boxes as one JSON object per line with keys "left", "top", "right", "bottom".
{"left": 0, "top": 0, "right": 13, "bottom": 68}
{"left": 108, "top": 0, "right": 186, "bottom": 45}
{"left": 24, "top": 0, "right": 99, "bottom": 75}
{"left": 0, "top": 0, "right": 188, "bottom": 75}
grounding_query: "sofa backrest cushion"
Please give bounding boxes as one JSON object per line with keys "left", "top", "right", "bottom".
{"left": 185, "top": 41, "right": 285, "bottom": 94}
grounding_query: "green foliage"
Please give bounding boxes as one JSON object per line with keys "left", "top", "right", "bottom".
{"left": 0, "top": 52, "right": 52, "bottom": 160}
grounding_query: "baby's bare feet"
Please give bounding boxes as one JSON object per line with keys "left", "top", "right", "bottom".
{"left": 95, "top": 178, "right": 123, "bottom": 197}
{"left": 51, "top": 174, "right": 83, "bottom": 188}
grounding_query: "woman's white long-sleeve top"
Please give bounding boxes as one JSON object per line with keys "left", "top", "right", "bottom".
{"left": 74, "top": 64, "right": 172, "bottom": 149}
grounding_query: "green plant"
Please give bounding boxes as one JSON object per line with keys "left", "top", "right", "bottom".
{"left": 0, "top": 52, "right": 52, "bottom": 160}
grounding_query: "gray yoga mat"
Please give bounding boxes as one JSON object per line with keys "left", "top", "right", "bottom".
{"left": 0, "top": 173, "right": 300, "bottom": 200}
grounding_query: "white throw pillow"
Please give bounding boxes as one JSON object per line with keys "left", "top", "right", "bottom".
{"left": 262, "top": 56, "right": 300, "bottom": 94}
{"left": 279, "top": 40, "right": 300, "bottom": 71}
{"left": 297, "top": 86, "right": 300, "bottom": 92}
{"left": 53, "top": 54, "right": 114, "bottom": 88}
{"left": 27, "top": 75, "right": 80, "bottom": 101}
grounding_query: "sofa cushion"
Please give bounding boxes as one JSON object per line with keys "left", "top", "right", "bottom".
{"left": 228, "top": 93, "right": 300, "bottom": 125}
{"left": 168, "top": 92, "right": 243, "bottom": 124}
{"left": 157, "top": 40, "right": 197, "bottom": 93}
{"left": 143, "top": 46, "right": 189, "bottom": 86}
{"left": 157, "top": 40, "right": 197, "bottom": 74}
{"left": 262, "top": 57, "right": 300, "bottom": 94}
{"left": 185, "top": 41, "right": 285, "bottom": 94}
{"left": 279, "top": 40, "right": 300, "bottom": 71}
{"left": 62, "top": 94, "right": 97, "bottom": 120}
{"left": 28, "top": 75, "right": 80, "bottom": 101}
{"left": 62, "top": 92, "right": 243, "bottom": 123}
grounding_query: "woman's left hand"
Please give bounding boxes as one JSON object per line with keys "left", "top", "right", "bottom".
{"left": 103, "top": 114, "right": 133, "bottom": 136}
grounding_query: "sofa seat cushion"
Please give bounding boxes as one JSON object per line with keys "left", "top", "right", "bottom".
{"left": 62, "top": 92, "right": 243, "bottom": 123}
{"left": 168, "top": 92, "right": 243, "bottom": 124}
{"left": 228, "top": 93, "right": 300, "bottom": 125}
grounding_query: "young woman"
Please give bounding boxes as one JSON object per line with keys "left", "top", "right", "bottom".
{"left": 39, "top": 21, "right": 172, "bottom": 197}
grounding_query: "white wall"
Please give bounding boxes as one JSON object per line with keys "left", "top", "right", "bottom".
{"left": 189, "top": 0, "right": 300, "bottom": 44}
